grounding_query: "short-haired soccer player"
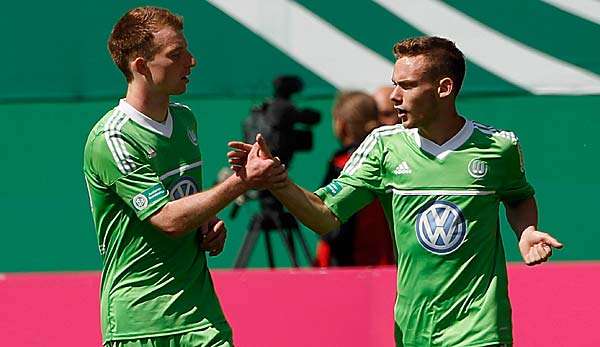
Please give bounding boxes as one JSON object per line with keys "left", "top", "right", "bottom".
{"left": 230, "top": 36, "right": 563, "bottom": 347}
{"left": 83, "top": 7, "right": 284, "bottom": 347}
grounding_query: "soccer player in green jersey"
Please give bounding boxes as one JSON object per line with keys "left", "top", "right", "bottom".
{"left": 229, "top": 37, "right": 563, "bottom": 346}
{"left": 83, "top": 7, "right": 284, "bottom": 347}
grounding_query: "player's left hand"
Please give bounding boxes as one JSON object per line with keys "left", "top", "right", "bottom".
{"left": 228, "top": 135, "right": 288, "bottom": 190}
{"left": 518, "top": 226, "right": 563, "bottom": 266}
{"left": 199, "top": 217, "right": 227, "bottom": 256}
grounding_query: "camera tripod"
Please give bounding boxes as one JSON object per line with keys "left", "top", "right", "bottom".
{"left": 234, "top": 208, "right": 313, "bottom": 268}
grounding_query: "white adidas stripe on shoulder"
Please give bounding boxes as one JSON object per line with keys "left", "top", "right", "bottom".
{"left": 103, "top": 110, "right": 136, "bottom": 175}
{"left": 169, "top": 102, "right": 191, "bottom": 110}
{"left": 343, "top": 125, "right": 406, "bottom": 176}
{"left": 375, "top": 124, "right": 405, "bottom": 132}
{"left": 473, "top": 121, "right": 518, "bottom": 143}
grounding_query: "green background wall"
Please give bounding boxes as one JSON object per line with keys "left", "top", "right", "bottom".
{"left": 1, "top": 95, "right": 598, "bottom": 271}
{"left": 5, "top": 0, "right": 600, "bottom": 101}
{"left": 1, "top": 1, "right": 599, "bottom": 271}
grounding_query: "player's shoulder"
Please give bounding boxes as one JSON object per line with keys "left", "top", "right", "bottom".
{"left": 169, "top": 101, "right": 194, "bottom": 116}
{"left": 169, "top": 101, "right": 196, "bottom": 125}
{"left": 370, "top": 124, "right": 411, "bottom": 141}
{"left": 169, "top": 101, "right": 192, "bottom": 109}
{"left": 84, "top": 105, "right": 145, "bottom": 165}
{"left": 84, "top": 107, "right": 125, "bottom": 169}
{"left": 471, "top": 120, "right": 519, "bottom": 147}
{"left": 86, "top": 107, "right": 124, "bottom": 145}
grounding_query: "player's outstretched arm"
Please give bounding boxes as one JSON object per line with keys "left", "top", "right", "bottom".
{"left": 149, "top": 141, "right": 285, "bottom": 237}
{"left": 271, "top": 180, "right": 341, "bottom": 235}
{"left": 504, "top": 196, "right": 563, "bottom": 266}
{"left": 228, "top": 135, "right": 341, "bottom": 235}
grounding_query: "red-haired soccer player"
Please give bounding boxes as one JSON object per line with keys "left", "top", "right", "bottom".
{"left": 83, "top": 7, "right": 284, "bottom": 347}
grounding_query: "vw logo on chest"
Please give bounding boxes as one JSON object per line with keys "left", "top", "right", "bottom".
{"left": 415, "top": 200, "right": 467, "bottom": 255}
{"left": 169, "top": 176, "right": 198, "bottom": 200}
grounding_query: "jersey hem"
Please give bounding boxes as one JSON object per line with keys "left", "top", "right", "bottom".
{"left": 136, "top": 195, "right": 169, "bottom": 221}
{"left": 462, "top": 340, "right": 513, "bottom": 347}
{"left": 499, "top": 190, "right": 534, "bottom": 204}
{"left": 102, "top": 320, "right": 231, "bottom": 344}
{"left": 400, "top": 340, "right": 512, "bottom": 347}
{"left": 313, "top": 191, "right": 347, "bottom": 224}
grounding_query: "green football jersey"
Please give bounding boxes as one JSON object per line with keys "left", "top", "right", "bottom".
{"left": 83, "top": 100, "right": 231, "bottom": 343}
{"left": 315, "top": 120, "right": 533, "bottom": 347}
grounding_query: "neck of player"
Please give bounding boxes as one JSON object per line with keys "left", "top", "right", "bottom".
{"left": 125, "top": 84, "right": 170, "bottom": 123}
{"left": 418, "top": 106, "right": 465, "bottom": 146}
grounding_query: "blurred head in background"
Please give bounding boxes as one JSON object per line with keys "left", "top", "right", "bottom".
{"left": 332, "top": 91, "right": 380, "bottom": 146}
{"left": 390, "top": 36, "right": 465, "bottom": 130}
{"left": 373, "top": 86, "right": 398, "bottom": 126}
{"left": 108, "top": 6, "right": 196, "bottom": 95}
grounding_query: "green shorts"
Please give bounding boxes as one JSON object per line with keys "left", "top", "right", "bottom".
{"left": 105, "top": 326, "right": 233, "bottom": 347}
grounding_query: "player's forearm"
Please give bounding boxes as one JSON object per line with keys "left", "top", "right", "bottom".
{"left": 504, "top": 196, "right": 538, "bottom": 240}
{"left": 270, "top": 180, "right": 340, "bottom": 235}
{"left": 151, "top": 174, "right": 248, "bottom": 236}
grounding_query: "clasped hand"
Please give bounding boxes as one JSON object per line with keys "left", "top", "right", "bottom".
{"left": 227, "top": 134, "right": 289, "bottom": 190}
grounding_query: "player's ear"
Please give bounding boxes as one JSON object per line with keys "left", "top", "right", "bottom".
{"left": 131, "top": 57, "right": 149, "bottom": 78}
{"left": 438, "top": 77, "right": 454, "bottom": 98}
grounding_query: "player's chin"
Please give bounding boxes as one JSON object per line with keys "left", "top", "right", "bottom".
{"left": 171, "top": 85, "right": 187, "bottom": 95}
{"left": 401, "top": 118, "right": 415, "bottom": 128}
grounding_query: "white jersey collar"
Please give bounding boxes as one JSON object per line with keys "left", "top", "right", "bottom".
{"left": 117, "top": 99, "right": 173, "bottom": 138}
{"left": 412, "top": 119, "right": 474, "bottom": 160}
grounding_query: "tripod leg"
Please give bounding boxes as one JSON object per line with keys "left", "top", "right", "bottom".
{"left": 293, "top": 227, "right": 314, "bottom": 265}
{"left": 287, "top": 228, "right": 297, "bottom": 259}
{"left": 275, "top": 227, "right": 299, "bottom": 267}
{"left": 266, "top": 214, "right": 297, "bottom": 267}
{"left": 264, "top": 231, "right": 275, "bottom": 269}
{"left": 234, "top": 217, "right": 263, "bottom": 268}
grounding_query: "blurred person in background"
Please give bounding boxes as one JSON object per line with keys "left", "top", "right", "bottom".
{"left": 373, "top": 86, "right": 399, "bottom": 125}
{"left": 315, "top": 91, "right": 395, "bottom": 267}
{"left": 230, "top": 36, "right": 563, "bottom": 347}
{"left": 83, "top": 6, "right": 283, "bottom": 347}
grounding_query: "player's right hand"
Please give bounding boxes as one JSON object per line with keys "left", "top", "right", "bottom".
{"left": 228, "top": 134, "right": 289, "bottom": 190}
{"left": 199, "top": 217, "right": 227, "bottom": 256}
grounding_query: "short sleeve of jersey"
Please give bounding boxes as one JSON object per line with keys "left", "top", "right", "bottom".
{"left": 314, "top": 132, "right": 385, "bottom": 223}
{"left": 87, "top": 133, "right": 169, "bottom": 220}
{"left": 498, "top": 135, "right": 534, "bottom": 202}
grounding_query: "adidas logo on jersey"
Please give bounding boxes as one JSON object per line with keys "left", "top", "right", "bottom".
{"left": 394, "top": 161, "right": 412, "bottom": 175}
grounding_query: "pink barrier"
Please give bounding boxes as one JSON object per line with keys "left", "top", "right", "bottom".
{"left": 0, "top": 263, "right": 598, "bottom": 347}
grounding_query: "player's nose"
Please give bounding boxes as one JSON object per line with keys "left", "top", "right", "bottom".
{"left": 390, "top": 86, "right": 403, "bottom": 104}
{"left": 189, "top": 52, "right": 197, "bottom": 68}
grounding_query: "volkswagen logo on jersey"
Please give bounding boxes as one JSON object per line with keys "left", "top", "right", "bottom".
{"left": 169, "top": 176, "right": 198, "bottom": 200}
{"left": 468, "top": 158, "right": 488, "bottom": 178}
{"left": 415, "top": 200, "right": 467, "bottom": 255}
